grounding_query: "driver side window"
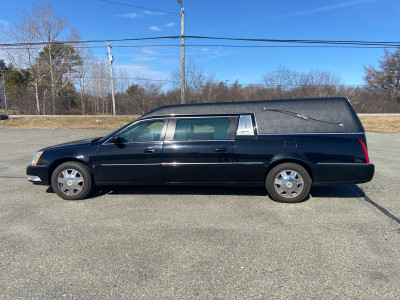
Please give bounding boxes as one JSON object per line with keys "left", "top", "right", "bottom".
{"left": 119, "top": 119, "right": 165, "bottom": 143}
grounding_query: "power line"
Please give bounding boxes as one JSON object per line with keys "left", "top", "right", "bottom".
{"left": 98, "top": 44, "right": 400, "bottom": 49}
{"left": 2, "top": 44, "right": 399, "bottom": 50}
{"left": 99, "top": 0, "right": 180, "bottom": 15}
{"left": 185, "top": 36, "right": 400, "bottom": 47}
{"left": 185, "top": 44, "right": 400, "bottom": 49}
{"left": 0, "top": 36, "right": 180, "bottom": 47}
{"left": 1, "top": 36, "right": 400, "bottom": 48}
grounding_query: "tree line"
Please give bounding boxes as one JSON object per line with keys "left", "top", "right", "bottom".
{"left": 1, "top": 3, "right": 400, "bottom": 115}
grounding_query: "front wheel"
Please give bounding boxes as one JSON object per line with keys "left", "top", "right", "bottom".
{"left": 51, "top": 161, "right": 94, "bottom": 200}
{"left": 266, "top": 163, "right": 311, "bottom": 203}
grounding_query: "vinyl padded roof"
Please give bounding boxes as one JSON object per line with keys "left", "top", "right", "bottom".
{"left": 140, "top": 97, "right": 364, "bottom": 134}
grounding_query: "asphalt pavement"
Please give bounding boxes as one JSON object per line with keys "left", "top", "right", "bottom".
{"left": 0, "top": 128, "right": 399, "bottom": 299}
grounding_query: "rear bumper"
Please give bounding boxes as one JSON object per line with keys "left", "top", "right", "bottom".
{"left": 26, "top": 165, "right": 50, "bottom": 185}
{"left": 312, "top": 163, "right": 375, "bottom": 186}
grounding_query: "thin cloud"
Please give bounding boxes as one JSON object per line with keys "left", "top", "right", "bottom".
{"left": 115, "top": 13, "right": 143, "bottom": 19}
{"left": 273, "top": 0, "right": 376, "bottom": 19}
{"left": 195, "top": 52, "right": 228, "bottom": 64}
{"left": 161, "top": 58, "right": 179, "bottom": 64}
{"left": 144, "top": 10, "right": 165, "bottom": 16}
{"left": 191, "top": 48, "right": 228, "bottom": 64}
{"left": 149, "top": 26, "right": 161, "bottom": 32}
{"left": 134, "top": 56, "right": 157, "bottom": 62}
{"left": 165, "top": 22, "right": 176, "bottom": 27}
{"left": 115, "top": 63, "right": 171, "bottom": 81}
{"left": 142, "top": 48, "right": 158, "bottom": 55}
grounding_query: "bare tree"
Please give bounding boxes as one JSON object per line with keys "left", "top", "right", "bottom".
{"left": 30, "top": 3, "right": 69, "bottom": 114}
{"left": 262, "top": 66, "right": 342, "bottom": 99}
{"left": 115, "top": 66, "right": 131, "bottom": 93}
{"left": 86, "top": 58, "right": 110, "bottom": 114}
{"left": 364, "top": 48, "right": 400, "bottom": 102}
{"left": 134, "top": 79, "right": 163, "bottom": 114}
{"left": 1, "top": 3, "right": 81, "bottom": 114}
{"left": 75, "top": 49, "right": 93, "bottom": 114}
{"left": 1, "top": 9, "right": 43, "bottom": 114}
{"left": 262, "top": 66, "right": 302, "bottom": 98}
{"left": 173, "top": 60, "right": 218, "bottom": 103}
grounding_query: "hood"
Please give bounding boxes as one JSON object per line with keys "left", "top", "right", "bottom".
{"left": 42, "top": 137, "right": 102, "bottom": 151}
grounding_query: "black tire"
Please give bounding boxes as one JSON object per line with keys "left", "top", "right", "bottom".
{"left": 51, "top": 161, "right": 94, "bottom": 200}
{"left": 266, "top": 163, "right": 311, "bottom": 203}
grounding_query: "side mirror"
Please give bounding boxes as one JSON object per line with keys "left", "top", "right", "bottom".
{"left": 112, "top": 135, "right": 123, "bottom": 147}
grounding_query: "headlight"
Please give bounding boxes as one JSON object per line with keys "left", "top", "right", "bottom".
{"left": 31, "top": 151, "right": 43, "bottom": 166}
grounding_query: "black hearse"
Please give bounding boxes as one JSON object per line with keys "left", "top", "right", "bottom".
{"left": 27, "top": 97, "right": 374, "bottom": 203}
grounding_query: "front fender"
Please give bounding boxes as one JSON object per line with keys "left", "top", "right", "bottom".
{"left": 37, "top": 146, "right": 97, "bottom": 184}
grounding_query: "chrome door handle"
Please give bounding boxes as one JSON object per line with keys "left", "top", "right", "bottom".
{"left": 215, "top": 148, "right": 227, "bottom": 153}
{"left": 144, "top": 149, "right": 156, "bottom": 154}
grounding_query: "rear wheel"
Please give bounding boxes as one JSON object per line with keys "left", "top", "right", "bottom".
{"left": 51, "top": 161, "right": 94, "bottom": 200}
{"left": 266, "top": 163, "right": 311, "bottom": 203}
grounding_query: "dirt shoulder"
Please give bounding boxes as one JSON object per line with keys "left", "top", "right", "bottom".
{"left": 358, "top": 115, "right": 400, "bottom": 133}
{"left": 0, "top": 116, "right": 139, "bottom": 130}
{"left": 0, "top": 114, "right": 399, "bottom": 133}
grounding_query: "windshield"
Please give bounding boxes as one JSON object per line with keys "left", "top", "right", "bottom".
{"left": 98, "top": 119, "right": 137, "bottom": 143}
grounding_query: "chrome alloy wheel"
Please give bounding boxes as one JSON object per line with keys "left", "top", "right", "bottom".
{"left": 274, "top": 170, "right": 304, "bottom": 199}
{"left": 57, "top": 168, "right": 85, "bottom": 196}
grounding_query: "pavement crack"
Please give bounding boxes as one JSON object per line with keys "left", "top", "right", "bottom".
{"left": 352, "top": 186, "right": 400, "bottom": 225}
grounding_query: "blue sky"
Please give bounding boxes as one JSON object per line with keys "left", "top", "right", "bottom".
{"left": 1, "top": 0, "right": 399, "bottom": 87}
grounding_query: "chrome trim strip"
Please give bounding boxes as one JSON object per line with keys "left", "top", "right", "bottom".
{"left": 27, "top": 175, "right": 42, "bottom": 182}
{"left": 101, "top": 162, "right": 265, "bottom": 167}
{"left": 253, "top": 112, "right": 260, "bottom": 135}
{"left": 162, "top": 162, "right": 264, "bottom": 166}
{"left": 317, "top": 163, "right": 368, "bottom": 165}
{"left": 234, "top": 162, "right": 265, "bottom": 165}
{"left": 257, "top": 132, "right": 364, "bottom": 136}
{"left": 162, "top": 162, "right": 232, "bottom": 166}
{"left": 101, "top": 163, "right": 162, "bottom": 166}
{"left": 169, "top": 115, "right": 238, "bottom": 120}
{"left": 163, "top": 140, "right": 233, "bottom": 142}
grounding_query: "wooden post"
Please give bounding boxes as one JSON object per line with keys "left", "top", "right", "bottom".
{"left": 180, "top": 7, "right": 185, "bottom": 104}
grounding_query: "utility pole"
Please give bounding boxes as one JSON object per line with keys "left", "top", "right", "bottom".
{"left": 178, "top": 0, "right": 185, "bottom": 104}
{"left": 107, "top": 42, "right": 117, "bottom": 115}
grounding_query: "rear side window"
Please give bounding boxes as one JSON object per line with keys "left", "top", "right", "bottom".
{"left": 173, "top": 117, "right": 232, "bottom": 141}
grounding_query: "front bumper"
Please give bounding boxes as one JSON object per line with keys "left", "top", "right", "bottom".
{"left": 26, "top": 165, "right": 50, "bottom": 185}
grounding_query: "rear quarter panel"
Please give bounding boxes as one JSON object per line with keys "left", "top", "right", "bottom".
{"left": 233, "top": 133, "right": 369, "bottom": 185}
